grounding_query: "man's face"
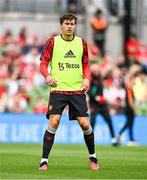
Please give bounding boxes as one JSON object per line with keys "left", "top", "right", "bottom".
{"left": 61, "top": 19, "right": 76, "bottom": 36}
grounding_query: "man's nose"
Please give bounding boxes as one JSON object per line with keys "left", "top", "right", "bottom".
{"left": 68, "top": 24, "right": 72, "bottom": 28}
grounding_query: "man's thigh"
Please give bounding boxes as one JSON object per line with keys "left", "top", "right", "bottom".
{"left": 46, "top": 93, "right": 68, "bottom": 119}
{"left": 68, "top": 94, "right": 89, "bottom": 119}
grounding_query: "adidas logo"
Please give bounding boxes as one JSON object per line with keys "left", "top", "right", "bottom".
{"left": 64, "top": 50, "right": 76, "bottom": 58}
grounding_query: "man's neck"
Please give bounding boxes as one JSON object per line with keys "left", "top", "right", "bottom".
{"left": 61, "top": 34, "right": 74, "bottom": 41}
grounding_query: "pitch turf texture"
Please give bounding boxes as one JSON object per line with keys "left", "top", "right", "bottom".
{"left": 0, "top": 144, "right": 147, "bottom": 179}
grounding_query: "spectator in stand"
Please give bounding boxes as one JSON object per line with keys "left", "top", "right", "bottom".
{"left": 17, "top": 27, "right": 27, "bottom": 46}
{"left": 106, "top": 68, "right": 126, "bottom": 115}
{"left": 132, "top": 65, "right": 147, "bottom": 105}
{"left": 0, "top": 79, "right": 7, "bottom": 112}
{"left": 34, "top": 97, "right": 47, "bottom": 114}
{"left": 33, "top": 67, "right": 46, "bottom": 87}
{"left": 23, "top": 47, "right": 40, "bottom": 67}
{"left": 0, "top": 53, "right": 10, "bottom": 79}
{"left": 88, "top": 41, "right": 100, "bottom": 62}
{"left": 100, "top": 51, "right": 114, "bottom": 75}
{"left": 0, "top": 29, "right": 13, "bottom": 45}
{"left": 91, "top": 8, "right": 108, "bottom": 57}
{"left": 125, "top": 33, "right": 139, "bottom": 66}
{"left": 116, "top": 53, "right": 127, "bottom": 69}
{"left": 7, "top": 91, "right": 28, "bottom": 113}
{"left": 135, "top": 42, "right": 147, "bottom": 74}
{"left": 0, "top": 91, "right": 7, "bottom": 112}
{"left": 126, "top": 33, "right": 147, "bottom": 72}
{"left": 7, "top": 71, "right": 20, "bottom": 96}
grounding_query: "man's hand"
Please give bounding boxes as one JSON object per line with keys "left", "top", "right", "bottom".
{"left": 82, "top": 78, "right": 90, "bottom": 92}
{"left": 46, "top": 75, "right": 57, "bottom": 87}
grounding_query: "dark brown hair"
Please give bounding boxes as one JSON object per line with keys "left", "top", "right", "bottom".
{"left": 60, "top": 13, "right": 78, "bottom": 25}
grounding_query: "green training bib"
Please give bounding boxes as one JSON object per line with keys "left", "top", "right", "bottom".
{"left": 50, "top": 35, "right": 83, "bottom": 91}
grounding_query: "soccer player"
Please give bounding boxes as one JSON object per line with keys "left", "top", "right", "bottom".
{"left": 88, "top": 64, "right": 118, "bottom": 146}
{"left": 39, "top": 13, "right": 99, "bottom": 171}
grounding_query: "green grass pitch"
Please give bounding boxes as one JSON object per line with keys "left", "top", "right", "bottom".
{"left": 0, "top": 144, "right": 147, "bottom": 179}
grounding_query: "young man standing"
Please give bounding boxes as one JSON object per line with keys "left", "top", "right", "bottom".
{"left": 39, "top": 13, "right": 99, "bottom": 171}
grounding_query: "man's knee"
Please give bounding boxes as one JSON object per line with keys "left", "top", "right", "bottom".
{"left": 78, "top": 117, "right": 90, "bottom": 130}
{"left": 48, "top": 115, "right": 61, "bottom": 129}
{"left": 82, "top": 121, "right": 90, "bottom": 130}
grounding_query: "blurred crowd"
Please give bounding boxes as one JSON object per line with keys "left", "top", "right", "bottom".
{"left": 0, "top": 27, "right": 48, "bottom": 113}
{"left": 89, "top": 8, "right": 147, "bottom": 116}
{"left": 0, "top": 19, "right": 147, "bottom": 115}
{"left": 88, "top": 39, "right": 147, "bottom": 115}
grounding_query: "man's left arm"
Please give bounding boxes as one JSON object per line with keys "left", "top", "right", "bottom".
{"left": 82, "top": 39, "right": 91, "bottom": 92}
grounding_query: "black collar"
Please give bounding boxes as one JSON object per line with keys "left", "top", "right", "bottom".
{"left": 60, "top": 34, "right": 75, "bottom": 41}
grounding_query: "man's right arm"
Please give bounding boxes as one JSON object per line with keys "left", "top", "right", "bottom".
{"left": 40, "top": 37, "right": 57, "bottom": 87}
{"left": 40, "top": 37, "right": 54, "bottom": 78}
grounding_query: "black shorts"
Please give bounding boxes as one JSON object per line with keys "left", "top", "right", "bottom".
{"left": 46, "top": 93, "right": 89, "bottom": 120}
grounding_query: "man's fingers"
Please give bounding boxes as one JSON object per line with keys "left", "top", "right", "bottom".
{"left": 51, "top": 82, "right": 57, "bottom": 87}
{"left": 83, "top": 84, "right": 89, "bottom": 92}
{"left": 48, "top": 79, "right": 57, "bottom": 87}
{"left": 48, "top": 82, "right": 57, "bottom": 87}
{"left": 84, "top": 87, "right": 88, "bottom": 92}
{"left": 82, "top": 78, "right": 89, "bottom": 92}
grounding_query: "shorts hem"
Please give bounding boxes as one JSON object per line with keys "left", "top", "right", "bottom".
{"left": 46, "top": 113, "right": 62, "bottom": 119}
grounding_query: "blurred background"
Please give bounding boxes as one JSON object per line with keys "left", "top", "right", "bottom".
{"left": 0, "top": 0, "right": 147, "bottom": 145}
